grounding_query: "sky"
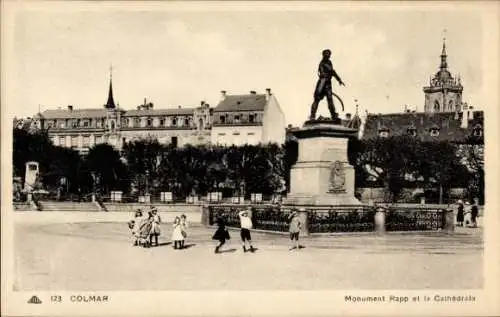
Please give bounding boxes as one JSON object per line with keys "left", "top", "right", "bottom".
{"left": 7, "top": 3, "right": 485, "bottom": 126}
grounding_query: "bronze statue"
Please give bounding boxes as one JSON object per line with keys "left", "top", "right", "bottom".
{"left": 309, "top": 49, "right": 346, "bottom": 120}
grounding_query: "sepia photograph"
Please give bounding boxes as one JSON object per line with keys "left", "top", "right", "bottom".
{"left": 1, "top": 1, "right": 499, "bottom": 316}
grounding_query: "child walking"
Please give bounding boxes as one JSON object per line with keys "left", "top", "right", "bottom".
{"left": 239, "top": 207, "right": 255, "bottom": 253}
{"left": 129, "top": 209, "right": 143, "bottom": 246}
{"left": 212, "top": 216, "right": 230, "bottom": 254}
{"left": 288, "top": 209, "right": 301, "bottom": 250}
{"left": 172, "top": 216, "right": 184, "bottom": 250}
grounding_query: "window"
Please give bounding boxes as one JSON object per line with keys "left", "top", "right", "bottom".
{"left": 171, "top": 136, "right": 178, "bottom": 148}
{"left": 448, "top": 100, "right": 454, "bottom": 112}
{"left": 407, "top": 127, "right": 417, "bottom": 136}
{"left": 218, "top": 133, "right": 226, "bottom": 136}
{"left": 234, "top": 115, "right": 241, "bottom": 123}
{"left": 172, "top": 118, "right": 177, "bottom": 126}
{"left": 198, "top": 118, "right": 204, "bottom": 130}
{"left": 147, "top": 118, "right": 153, "bottom": 127}
{"left": 249, "top": 114, "right": 255, "bottom": 123}
{"left": 83, "top": 120, "right": 89, "bottom": 127}
{"left": 219, "top": 116, "right": 225, "bottom": 124}
{"left": 71, "top": 136, "right": 78, "bottom": 147}
{"left": 59, "top": 121, "right": 65, "bottom": 129}
{"left": 134, "top": 118, "right": 140, "bottom": 127}
{"left": 179, "top": 118, "right": 184, "bottom": 126}
{"left": 89, "top": 119, "right": 93, "bottom": 127}
{"left": 110, "top": 121, "right": 115, "bottom": 131}
{"left": 159, "top": 118, "right": 165, "bottom": 126}
{"left": 76, "top": 119, "right": 81, "bottom": 127}
{"left": 430, "top": 129, "right": 440, "bottom": 137}
{"left": 247, "top": 132, "right": 255, "bottom": 136}
{"left": 123, "top": 118, "right": 129, "bottom": 127}
{"left": 473, "top": 125, "right": 483, "bottom": 137}
{"left": 83, "top": 136, "right": 90, "bottom": 147}
{"left": 233, "top": 131, "right": 240, "bottom": 135}
{"left": 434, "top": 100, "right": 440, "bottom": 112}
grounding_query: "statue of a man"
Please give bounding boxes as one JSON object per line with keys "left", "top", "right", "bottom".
{"left": 310, "top": 49, "right": 345, "bottom": 120}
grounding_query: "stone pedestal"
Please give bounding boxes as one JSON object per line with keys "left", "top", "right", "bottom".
{"left": 284, "top": 121, "right": 362, "bottom": 206}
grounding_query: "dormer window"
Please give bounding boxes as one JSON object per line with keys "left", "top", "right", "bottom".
{"left": 429, "top": 125, "right": 440, "bottom": 137}
{"left": 378, "top": 125, "right": 389, "bottom": 138}
{"left": 473, "top": 124, "right": 483, "bottom": 137}
{"left": 159, "top": 118, "right": 165, "bottom": 126}
{"left": 219, "top": 115, "right": 225, "bottom": 124}
{"left": 146, "top": 118, "right": 153, "bottom": 127}
{"left": 407, "top": 125, "right": 417, "bottom": 137}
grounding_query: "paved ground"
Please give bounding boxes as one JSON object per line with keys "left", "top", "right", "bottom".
{"left": 14, "top": 222, "right": 483, "bottom": 290}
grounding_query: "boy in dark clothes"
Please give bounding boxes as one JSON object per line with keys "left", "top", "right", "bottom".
{"left": 212, "top": 216, "right": 230, "bottom": 254}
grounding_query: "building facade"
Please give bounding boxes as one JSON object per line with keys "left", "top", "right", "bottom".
{"left": 24, "top": 75, "right": 286, "bottom": 153}
{"left": 210, "top": 89, "right": 286, "bottom": 146}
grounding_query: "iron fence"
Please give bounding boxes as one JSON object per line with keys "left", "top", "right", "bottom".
{"left": 307, "top": 206, "right": 375, "bottom": 233}
{"left": 208, "top": 204, "right": 292, "bottom": 232}
{"left": 385, "top": 207, "right": 445, "bottom": 231}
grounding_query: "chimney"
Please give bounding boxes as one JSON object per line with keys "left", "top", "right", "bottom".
{"left": 345, "top": 113, "right": 352, "bottom": 120}
{"left": 144, "top": 98, "right": 147, "bottom": 105}
{"left": 201, "top": 101, "right": 205, "bottom": 106}
{"left": 220, "top": 90, "right": 227, "bottom": 101}
{"left": 404, "top": 104, "right": 408, "bottom": 112}
{"left": 68, "top": 105, "right": 73, "bottom": 111}
{"left": 265, "top": 88, "right": 272, "bottom": 100}
{"left": 250, "top": 90, "right": 256, "bottom": 95}
{"left": 178, "top": 105, "right": 182, "bottom": 109}
{"left": 137, "top": 106, "right": 141, "bottom": 110}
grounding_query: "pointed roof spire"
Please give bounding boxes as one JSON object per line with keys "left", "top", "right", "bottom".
{"left": 105, "top": 64, "right": 116, "bottom": 109}
{"left": 440, "top": 29, "right": 448, "bottom": 70}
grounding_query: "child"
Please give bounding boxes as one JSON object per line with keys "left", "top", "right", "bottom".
{"left": 172, "top": 216, "right": 184, "bottom": 250}
{"left": 180, "top": 214, "right": 188, "bottom": 249}
{"left": 129, "top": 209, "right": 143, "bottom": 246}
{"left": 212, "top": 216, "right": 230, "bottom": 254}
{"left": 150, "top": 207, "right": 161, "bottom": 247}
{"left": 288, "top": 209, "right": 301, "bottom": 250}
{"left": 239, "top": 207, "right": 255, "bottom": 253}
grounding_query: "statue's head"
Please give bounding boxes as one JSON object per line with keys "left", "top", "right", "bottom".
{"left": 322, "top": 49, "right": 331, "bottom": 58}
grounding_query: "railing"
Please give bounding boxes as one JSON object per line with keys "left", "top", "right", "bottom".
{"left": 207, "top": 204, "right": 450, "bottom": 234}
{"left": 307, "top": 206, "right": 375, "bottom": 233}
{"left": 385, "top": 207, "right": 445, "bottom": 231}
{"left": 208, "top": 204, "right": 291, "bottom": 232}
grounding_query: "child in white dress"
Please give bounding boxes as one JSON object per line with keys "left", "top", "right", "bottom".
{"left": 150, "top": 207, "right": 161, "bottom": 247}
{"left": 172, "top": 216, "right": 184, "bottom": 250}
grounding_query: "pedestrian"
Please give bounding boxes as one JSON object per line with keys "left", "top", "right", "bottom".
{"left": 471, "top": 202, "right": 479, "bottom": 228}
{"left": 288, "top": 209, "right": 301, "bottom": 250}
{"left": 239, "top": 207, "right": 255, "bottom": 253}
{"left": 149, "top": 206, "right": 161, "bottom": 247}
{"left": 129, "top": 209, "right": 142, "bottom": 246}
{"left": 464, "top": 201, "right": 472, "bottom": 227}
{"left": 212, "top": 216, "right": 230, "bottom": 254}
{"left": 172, "top": 216, "right": 184, "bottom": 250}
{"left": 180, "top": 214, "right": 188, "bottom": 249}
{"left": 456, "top": 200, "right": 464, "bottom": 227}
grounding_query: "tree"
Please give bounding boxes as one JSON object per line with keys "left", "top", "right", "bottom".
{"left": 85, "top": 144, "right": 129, "bottom": 195}
{"left": 122, "top": 139, "right": 163, "bottom": 195}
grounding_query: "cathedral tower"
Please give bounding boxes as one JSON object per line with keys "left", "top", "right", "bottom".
{"left": 423, "top": 37, "right": 463, "bottom": 113}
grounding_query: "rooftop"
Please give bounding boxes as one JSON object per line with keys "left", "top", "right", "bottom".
{"left": 214, "top": 94, "right": 267, "bottom": 112}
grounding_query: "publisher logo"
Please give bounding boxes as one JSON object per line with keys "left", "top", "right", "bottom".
{"left": 27, "top": 295, "right": 42, "bottom": 304}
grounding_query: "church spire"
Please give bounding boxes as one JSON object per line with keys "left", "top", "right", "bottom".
{"left": 440, "top": 30, "right": 448, "bottom": 70}
{"left": 105, "top": 65, "right": 116, "bottom": 109}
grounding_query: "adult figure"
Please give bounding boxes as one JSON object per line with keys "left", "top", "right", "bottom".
{"left": 288, "top": 209, "right": 301, "bottom": 250}
{"left": 456, "top": 200, "right": 464, "bottom": 227}
{"left": 471, "top": 202, "right": 479, "bottom": 228}
{"left": 310, "top": 49, "right": 346, "bottom": 120}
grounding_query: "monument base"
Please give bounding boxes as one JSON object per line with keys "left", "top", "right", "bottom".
{"left": 285, "top": 120, "right": 361, "bottom": 207}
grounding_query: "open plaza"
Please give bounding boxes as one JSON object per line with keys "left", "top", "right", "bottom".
{"left": 13, "top": 213, "right": 483, "bottom": 291}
